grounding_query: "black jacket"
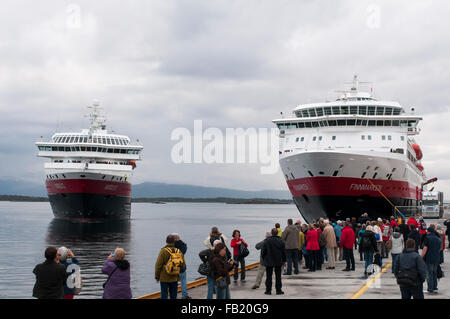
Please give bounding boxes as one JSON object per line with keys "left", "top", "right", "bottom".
{"left": 408, "top": 229, "right": 421, "bottom": 251}
{"left": 32, "top": 260, "right": 68, "bottom": 299}
{"left": 261, "top": 236, "right": 286, "bottom": 267}
{"left": 394, "top": 248, "right": 427, "bottom": 286}
{"left": 199, "top": 249, "right": 215, "bottom": 278}
{"left": 360, "top": 231, "right": 378, "bottom": 253}
{"left": 175, "top": 240, "right": 187, "bottom": 273}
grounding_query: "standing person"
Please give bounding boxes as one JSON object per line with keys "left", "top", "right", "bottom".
{"left": 173, "top": 233, "right": 191, "bottom": 299}
{"left": 322, "top": 220, "right": 337, "bottom": 269}
{"left": 230, "top": 230, "right": 248, "bottom": 283}
{"left": 394, "top": 239, "right": 427, "bottom": 299}
{"left": 252, "top": 232, "right": 271, "bottom": 289}
{"left": 334, "top": 221, "right": 343, "bottom": 261}
{"left": 298, "top": 224, "right": 306, "bottom": 266}
{"left": 281, "top": 219, "right": 300, "bottom": 275}
{"left": 102, "top": 248, "right": 132, "bottom": 299}
{"left": 408, "top": 224, "right": 421, "bottom": 252}
{"left": 340, "top": 222, "right": 356, "bottom": 271}
{"left": 275, "top": 223, "right": 283, "bottom": 237}
{"left": 381, "top": 220, "right": 391, "bottom": 258}
{"left": 32, "top": 247, "right": 68, "bottom": 299}
{"left": 443, "top": 219, "right": 450, "bottom": 249}
{"left": 418, "top": 217, "right": 427, "bottom": 248}
{"left": 390, "top": 216, "right": 398, "bottom": 229}
{"left": 262, "top": 228, "right": 286, "bottom": 295}
{"left": 399, "top": 219, "right": 410, "bottom": 247}
{"left": 360, "top": 226, "right": 379, "bottom": 277}
{"left": 407, "top": 215, "right": 418, "bottom": 229}
{"left": 390, "top": 227, "right": 404, "bottom": 273}
{"left": 155, "top": 235, "right": 184, "bottom": 299}
{"left": 211, "top": 243, "right": 234, "bottom": 299}
{"left": 357, "top": 224, "right": 367, "bottom": 261}
{"left": 435, "top": 224, "right": 446, "bottom": 263}
{"left": 373, "top": 220, "right": 383, "bottom": 265}
{"left": 421, "top": 227, "right": 442, "bottom": 294}
{"left": 204, "top": 227, "right": 228, "bottom": 250}
{"left": 199, "top": 239, "right": 222, "bottom": 299}
{"left": 306, "top": 224, "right": 320, "bottom": 272}
{"left": 57, "top": 247, "right": 80, "bottom": 299}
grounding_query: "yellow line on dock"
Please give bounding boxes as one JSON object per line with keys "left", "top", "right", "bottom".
{"left": 350, "top": 261, "right": 392, "bottom": 299}
{"left": 136, "top": 262, "right": 260, "bottom": 299}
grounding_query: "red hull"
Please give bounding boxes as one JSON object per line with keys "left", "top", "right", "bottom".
{"left": 46, "top": 179, "right": 131, "bottom": 197}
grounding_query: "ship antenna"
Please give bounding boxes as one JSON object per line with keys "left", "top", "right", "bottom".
{"left": 86, "top": 100, "right": 106, "bottom": 134}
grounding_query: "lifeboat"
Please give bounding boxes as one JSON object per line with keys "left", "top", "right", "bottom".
{"left": 128, "top": 161, "right": 136, "bottom": 169}
{"left": 412, "top": 144, "right": 423, "bottom": 160}
{"left": 416, "top": 163, "right": 424, "bottom": 171}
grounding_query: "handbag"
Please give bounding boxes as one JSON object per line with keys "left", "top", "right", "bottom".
{"left": 103, "top": 266, "right": 118, "bottom": 289}
{"left": 215, "top": 276, "right": 228, "bottom": 289}
{"left": 239, "top": 243, "right": 249, "bottom": 258}
{"left": 385, "top": 240, "right": 392, "bottom": 250}
{"left": 437, "top": 264, "right": 444, "bottom": 279}
{"left": 197, "top": 262, "right": 209, "bottom": 276}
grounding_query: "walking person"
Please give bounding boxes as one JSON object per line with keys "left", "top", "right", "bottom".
{"left": 360, "top": 226, "right": 379, "bottom": 277}
{"left": 32, "top": 247, "right": 68, "bottom": 299}
{"left": 334, "top": 221, "right": 343, "bottom": 261}
{"left": 155, "top": 235, "right": 184, "bottom": 299}
{"left": 102, "top": 248, "right": 132, "bottom": 299}
{"left": 421, "top": 227, "right": 442, "bottom": 294}
{"left": 230, "top": 230, "right": 248, "bottom": 283}
{"left": 394, "top": 239, "right": 427, "bottom": 299}
{"left": 340, "top": 221, "right": 356, "bottom": 271}
{"left": 262, "top": 228, "right": 286, "bottom": 295}
{"left": 443, "top": 219, "right": 450, "bottom": 249}
{"left": 322, "top": 220, "right": 337, "bottom": 269}
{"left": 390, "top": 227, "right": 404, "bottom": 273}
{"left": 211, "top": 243, "right": 234, "bottom": 299}
{"left": 357, "top": 224, "right": 366, "bottom": 261}
{"left": 57, "top": 247, "right": 80, "bottom": 299}
{"left": 306, "top": 224, "right": 320, "bottom": 272}
{"left": 381, "top": 220, "right": 391, "bottom": 258}
{"left": 199, "top": 239, "right": 223, "bottom": 299}
{"left": 281, "top": 219, "right": 300, "bottom": 275}
{"left": 399, "top": 219, "right": 410, "bottom": 247}
{"left": 408, "top": 224, "right": 421, "bottom": 252}
{"left": 418, "top": 217, "right": 427, "bottom": 248}
{"left": 173, "top": 233, "right": 191, "bottom": 299}
{"left": 252, "top": 232, "right": 271, "bottom": 289}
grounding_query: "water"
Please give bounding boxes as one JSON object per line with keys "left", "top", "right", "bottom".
{"left": 0, "top": 201, "right": 303, "bottom": 299}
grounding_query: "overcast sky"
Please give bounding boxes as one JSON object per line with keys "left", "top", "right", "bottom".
{"left": 1, "top": 0, "right": 449, "bottom": 195}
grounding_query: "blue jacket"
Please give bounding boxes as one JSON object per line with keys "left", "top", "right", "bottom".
{"left": 333, "top": 224, "right": 342, "bottom": 242}
{"left": 423, "top": 233, "right": 441, "bottom": 264}
{"left": 60, "top": 257, "right": 79, "bottom": 295}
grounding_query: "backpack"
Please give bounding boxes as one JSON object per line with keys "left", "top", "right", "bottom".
{"left": 420, "top": 221, "right": 427, "bottom": 231}
{"left": 382, "top": 225, "right": 390, "bottom": 237}
{"left": 164, "top": 247, "right": 185, "bottom": 276}
{"left": 361, "top": 236, "right": 372, "bottom": 250}
{"left": 396, "top": 255, "right": 419, "bottom": 287}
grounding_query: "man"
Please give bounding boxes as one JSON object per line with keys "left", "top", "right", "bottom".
{"left": 443, "top": 219, "right": 450, "bottom": 249}
{"left": 408, "top": 224, "right": 421, "bottom": 252}
{"left": 252, "top": 232, "right": 271, "bottom": 289}
{"left": 322, "top": 220, "right": 337, "bottom": 269}
{"left": 334, "top": 221, "right": 343, "bottom": 261}
{"left": 262, "top": 228, "right": 286, "bottom": 295}
{"left": 155, "top": 234, "right": 183, "bottom": 299}
{"left": 173, "top": 233, "right": 191, "bottom": 299}
{"left": 33, "top": 247, "right": 68, "bottom": 299}
{"left": 340, "top": 222, "right": 356, "bottom": 271}
{"left": 398, "top": 219, "right": 411, "bottom": 247}
{"left": 421, "top": 227, "right": 441, "bottom": 294}
{"left": 281, "top": 219, "right": 300, "bottom": 275}
{"left": 394, "top": 239, "right": 427, "bottom": 299}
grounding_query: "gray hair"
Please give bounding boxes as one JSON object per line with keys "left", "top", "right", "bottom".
{"left": 57, "top": 246, "right": 68, "bottom": 262}
{"left": 213, "top": 239, "right": 222, "bottom": 248}
{"left": 171, "top": 233, "right": 181, "bottom": 241}
{"left": 265, "top": 232, "right": 271, "bottom": 238}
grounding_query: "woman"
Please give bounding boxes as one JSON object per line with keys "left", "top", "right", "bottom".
{"left": 57, "top": 247, "right": 80, "bottom": 299}
{"left": 204, "top": 227, "right": 229, "bottom": 250}
{"left": 390, "top": 227, "right": 404, "bottom": 273}
{"left": 211, "top": 243, "right": 234, "bottom": 299}
{"left": 102, "top": 248, "right": 132, "bottom": 299}
{"left": 230, "top": 230, "right": 248, "bottom": 283}
{"left": 306, "top": 225, "right": 320, "bottom": 272}
{"left": 360, "top": 226, "right": 379, "bottom": 277}
{"left": 357, "top": 224, "right": 366, "bottom": 261}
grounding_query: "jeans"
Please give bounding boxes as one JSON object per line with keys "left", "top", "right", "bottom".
{"left": 206, "top": 275, "right": 215, "bottom": 299}
{"left": 426, "top": 263, "right": 439, "bottom": 292}
{"left": 400, "top": 283, "right": 424, "bottom": 299}
{"left": 233, "top": 255, "right": 246, "bottom": 280}
{"left": 285, "top": 249, "right": 299, "bottom": 274}
{"left": 391, "top": 254, "right": 399, "bottom": 273}
{"left": 324, "top": 247, "right": 328, "bottom": 262}
{"left": 343, "top": 247, "right": 355, "bottom": 270}
{"left": 265, "top": 266, "right": 282, "bottom": 293}
{"left": 364, "top": 251, "right": 374, "bottom": 273}
{"left": 179, "top": 271, "right": 188, "bottom": 298}
{"left": 216, "top": 285, "right": 230, "bottom": 299}
{"left": 160, "top": 281, "right": 178, "bottom": 299}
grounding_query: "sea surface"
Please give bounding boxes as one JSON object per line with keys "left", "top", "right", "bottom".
{"left": 0, "top": 201, "right": 304, "bottom": 299}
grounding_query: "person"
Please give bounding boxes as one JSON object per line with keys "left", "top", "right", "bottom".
{"left": 306, "top": 224, "right": 320, "bottom": 272}
{"left": 373, "top": 220, "right": 383, "bottom": 264}
{"left": 230, "top": 229, "right": 248, "bottom": 283}
{"left": 394, "top": 239, "right": 427, "bottom": 299}
{"left": 57, "top": 247, "right": 80, "bottom": 299}
{"left": 102, "top": 248, "right": 132, "bottom": 299}
{"left": 340, "top": 221, "right": 356, "bottom": 271}
{"left": 322, "top": 220, "right": 337, "bottom": 269}
{"left": 390, "top": 216, "right": 398, "bottom": 229}
{"left": 275, "top": 223, "right": 283, "bottom": 237}
{"left": 418, "top": 217, "right": 427, "bottom": 248}
{"left": 155, "top": 235, "right": 183, "bottom": 299}
{"left": 398, "top": 219, "right": 410, "bottom": 247}
{"left": 381, "top": 220, "right": 391, "bottom": 258}
{"left": 204, "top": 227, "right": 229, "bottom": 250}
{"left": 252, "top": 232, "right": 271, "bottom": 289}
{"left": 435, "top": 224, "right": 446, "bottom": 263}
{"left": 173, "top": 233, "right": 191, "bottom": 299}
{"left": 390, "top": 227, "right": 404, "bottom": 273}
{"left": 211, "top": 242, "right": 234, "bottom": 299}
{"left": 32, "top": 247, "right": 68, "bottom": 299}
{"left": 281, "top": 219, "right": 300, "bottom": 275}
{"left": 262, "top": 228, "right": 286, "bottom": 295}
{"left": 199, "top": 239, "right": 222, "bottom": 299}
{"left": 296, "top": 221, "right": 306, "bottom": 266}
{"left": 407, "top": 216, "right": 418, "bottom": 229}
{"left": 408, "top": 224, "right": 421, "bottom": 252}
{"left": 334, "top": 221, "right": 343, "bottom": 261}
{"left": 421, "top": 227, "right": 442, "bottom": 294}
{"left": 359, "top": 226, "right": 379, "bottom": 277}
{"left": 357, "top": 224, "right": 366, "bottom": 261}
{"left": 444, "top": 219, "right": 450, "bottom": 249}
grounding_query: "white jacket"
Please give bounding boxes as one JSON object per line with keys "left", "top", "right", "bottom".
{"left": 390, "top": 232, "right": 404, "bottom": 254}
{"left": 373, "top": 225, "right": 382, "bottom": 242}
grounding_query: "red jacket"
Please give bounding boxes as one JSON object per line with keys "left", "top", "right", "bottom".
{"left": 390, "top": 220, "right": 398, "bottom": 229}
{"left": 407, "top": 217, "right": 418, "bottom": 229}
{"left": 306, "top": 229, "right": 320, "bottom": 251}
{"left": 230, "top": 237, "right": 248, "bottom": 256}
{"left": 340, "top": 226, "right": 355, "bottom": 249}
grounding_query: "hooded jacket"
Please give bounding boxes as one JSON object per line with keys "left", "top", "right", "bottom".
{"left": 102, "top": 258, "right": 132, "bottom": 299}
{"left": 32, "top": 260, "right": 68, "bottom": 299}
{"left": 281, "top": 225, "right": 300, "bottom": 250}
{"left": 261, "top": 235, "right": 286, "bottom": 267}
{"left": 394, "top": 248, "right": 427, "bottom": 286}
{"left": 390, "top": 232, "right": 404, "bottom": 255}
{"left": 155, "top": 244, "right": 180, "bottom": 283}
{"left": 360, "top": 231, "right": 378, "bottom": 253}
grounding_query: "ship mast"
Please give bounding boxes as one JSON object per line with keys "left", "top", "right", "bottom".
{"left": 86, "top": 100, "right": 106, "bottom": 134}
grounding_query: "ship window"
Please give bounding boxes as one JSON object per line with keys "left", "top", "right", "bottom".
{"left": 308, "top": 170, "right": 314, "bottom": 177}
{"left": 385, "top": 107, "right": 393, "bottom": 115}
{"left": 368, "top": 120, "right": 376, "bottom": 126}
{"left": 312, "top": 121, "right": 319, "bottom": 127}
{"left": 298, "top": 122, "right": 305, "bottom": 128}
{"left": 400, "top": 136, "right": 405, "bottom": 141}
{"left": 361, "top": 172, "right": 367, "bottom": 178}
{"left": 392, "top": 120, "right": 400, "bottom": 126}
{"left": 319, "top": 136, "right": 322, "bottom": 141}
{"left": 93, "top": 137, "right": 98, "bottom": 143}
{"left": 368, "top": 135, "right": 372, "bottom": 140}
{"left": 376, "top": 107, "right": 384, "bottom": 115}
{"left": 384, "top": 120, "right": 392, "bottom": 126}
{"left": 121, "top": 149, "right": 126, "bottom": 154}
{"left": 350, "top": 106, "right": 358, "bottom": 114}
{"left": 368, "top": 106, "right": 375, "bottom": 115}
{"left": 340, "top": 106, "right": 349, "bottom": 114}
{"left": 107, "top": 148, "right": 113, "bottom": 153}
{"left": 57, "top": 147, "right": 63, "bottom": 151}
{"left": 69, "top": 136, "right": 75, "bottom": 143}
{"left": 388, "top": 135, "right": 392, "bottom": 140}
{"left": 301, "top": 137, "right": 304, "bottom": 142}
{"left": 313, "top": 136, "right": 317, "bottom": 141}
{"left": 376, "top": 120, "right": 383, "bottom": 126}
{"left": 302, "top": 110, "right": 309, "bottom": 117}
{"left": 359, "top": 106, "right": 367, "bottom": 115}
{"left": 400, "top": 120, "right": 408, "bottom": 127}
{"left": 316, "top": 108, "right": 324, "bottom": 116}
{"left": 324, "top": 107, "right": 332, "bottom": 115}
{"left": 65, "top": 147, "right": 70, "bottom": 151}
{"left": 361, "top": 120, "right": 368, "bottom": 126}
{"left": 305, "top": 122, "right": 312, "bottom": 128}
{"left": 86, "top": 147, "right": 91, "bottom": 152}
{"left": 114, "top": 149, "right": 119, "bottom": 153}
{"left": 347, "top": 119, "right": 356, "bottom": 126}
{"left": 372, "top": 172, "right": 378, "bottom": 179}
{"left": 393, "top": 108, "right": 401, "bottom": 115}
{"left": 332, "top": 170, "right": 339, "bottom": 176}
{"left": 332, "top": 106, "right": 340, "bottom": 115}
{"left": 356, "top": 119, "right": 362, "bottom": 126}
{"left": 127, "top": 150, "right": 134, "bottom": 154}
{"left": 328, "top": 120, "right": 337, "bottom": 126}
{"left": 111, "top": 139, "right": 116, "bottom": 145}
{"left": 308, "top": 109, "right": 316, "bottom": 117}
{"left": 337, "top": 119, "right": 346, "bottom": 126}
{"left": 361, "top": 135, "right": 365, "bottom": 140}
{"left": 332, "top": 136, "right": 336, "bottom": 140}
{"left": 382, "top": 135, "right": 386, "bottom": 140}
{"left": 83, "top": 136, "right": 88, "bottom": 143}
{"left": 296, "top": 137, "right": 299, "bottom": 142}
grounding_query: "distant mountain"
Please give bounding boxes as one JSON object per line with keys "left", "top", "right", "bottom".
{"left": 0, "top": 179, "right": 291, "bottom": 200}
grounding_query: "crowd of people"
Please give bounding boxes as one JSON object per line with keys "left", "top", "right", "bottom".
{"left": 32, "top": 214, "right": 448, "bottom": 299}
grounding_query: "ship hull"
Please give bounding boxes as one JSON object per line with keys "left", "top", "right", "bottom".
{"left": 46, "top": 177, "right": 132, "bottom": 222}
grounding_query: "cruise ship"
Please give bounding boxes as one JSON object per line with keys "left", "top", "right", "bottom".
{"left": 36, "top": 101, "right": 143, "bottom": 221}
{"left": 273, "top": 76, "right": 429, "bottom": 223}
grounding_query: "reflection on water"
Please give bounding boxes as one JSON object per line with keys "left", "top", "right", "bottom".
{"left": 45, "top": 219, "right": 131, "bottom": 298}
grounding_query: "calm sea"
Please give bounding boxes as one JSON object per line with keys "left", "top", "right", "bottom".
{"left": 0, "top": 201, "right": 304, "bottom": 299}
